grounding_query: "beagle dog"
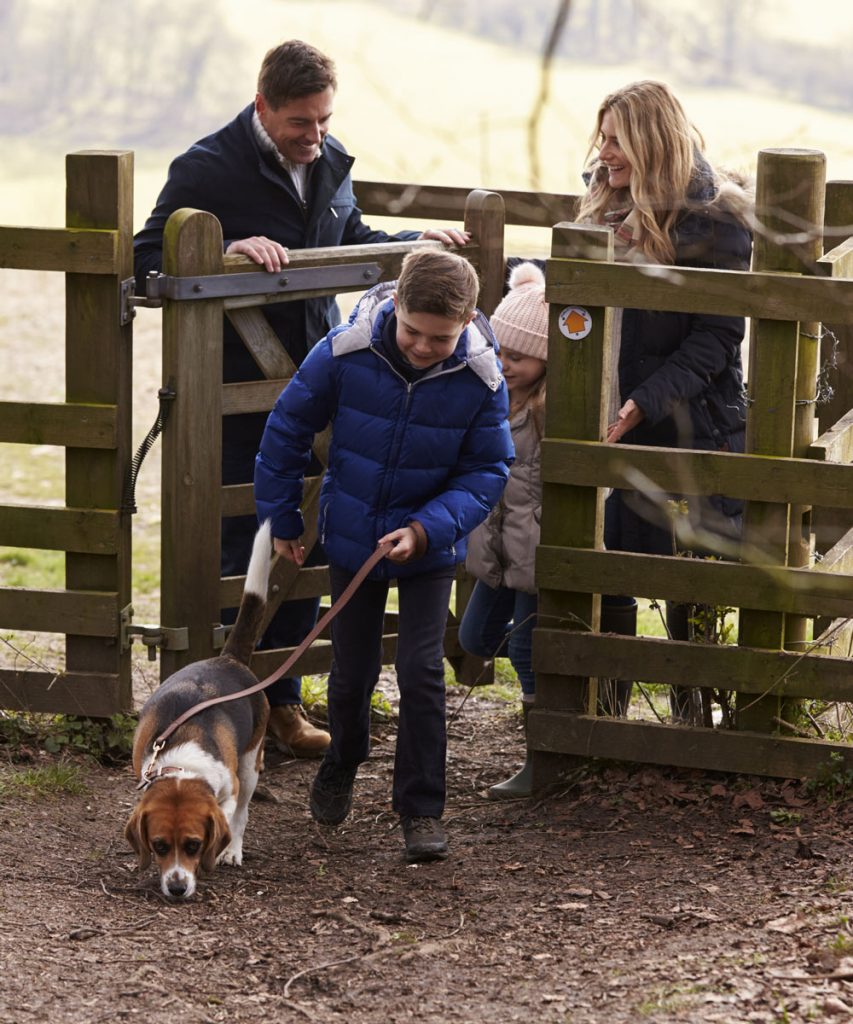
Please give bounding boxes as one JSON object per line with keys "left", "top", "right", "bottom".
{"left": 125, "top": 522, "right": 272, "bottom": 899}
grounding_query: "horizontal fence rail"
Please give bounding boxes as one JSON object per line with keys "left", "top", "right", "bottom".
{"left": 0, "top": 226, "right": 120, "bottom": 274}
{"left": 540, "top": 439, "right": 853, "bottom": 508}
{"left": 353, "top": 179, "right": 580, "bottom": 228}
{"left": 532, "top": 629, "right": 853, "bottom": 703}
{"left": 0, "top": 401, "right": 118, "bottom": 448}
{"left": 536, "top": 546, "right": 853, "bottom": 619}
{"left": 0, "top": 588, "right": 119, "bottom": 635}
{"left": 0, "top": 506, "right": 120, "bottom": 554}
{"left": 545, "top": 260, "right": 853, "bottom": 324}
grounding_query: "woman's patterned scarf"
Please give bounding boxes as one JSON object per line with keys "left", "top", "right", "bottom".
{"left": 602, "top": 196, "right": 642, "bottom": 262}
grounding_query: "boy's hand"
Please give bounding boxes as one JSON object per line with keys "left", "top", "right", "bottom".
{"left": 378, "top": 526, "right": 418, "bottom": 564}
{"left": 274, "top": 536, "right": 305, "bottom": 565}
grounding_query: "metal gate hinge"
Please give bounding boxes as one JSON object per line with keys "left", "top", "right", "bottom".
{"left": 120, "top": 277, "right": 137, "bottom": 325}
{"left": 143, "top": 262, "right": 383, "bottom": 302}
{"left": 212, "top": 623, "right": 233, "bottom": 650}
{"left": 120, "top": 605, "right": 189, "bottom": 661}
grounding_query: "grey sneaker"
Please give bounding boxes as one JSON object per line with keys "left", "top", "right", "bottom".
{"left": 401, "top": 816, "right": 448, "bottom": 862}
{"left": 309, "top": 760, "right": 356, "bottom": 825}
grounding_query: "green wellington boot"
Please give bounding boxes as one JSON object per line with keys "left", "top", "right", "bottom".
{"left": 488, "top": 702, "right": 533, "bottom": 800}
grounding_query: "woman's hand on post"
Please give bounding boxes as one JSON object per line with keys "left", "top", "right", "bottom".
{"left": 378, "top": 526, "right": 417, "bottom": 564}
{"left": 274, "top": 536, "right": 305, "bottom": 566}
{"left": 607, "top": 399, "right": 645, "bottom": 443}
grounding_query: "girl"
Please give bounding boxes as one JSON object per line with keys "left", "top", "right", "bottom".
{"left": 459, "top": 263, "right": 548, "bottom": 798}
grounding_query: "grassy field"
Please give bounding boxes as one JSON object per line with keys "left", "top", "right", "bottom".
{"left": 2, "top": 0, "right": 852, "bottom": 233}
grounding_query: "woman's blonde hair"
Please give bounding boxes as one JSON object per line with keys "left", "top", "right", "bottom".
{"left": 575, "top": 80, "right": 706, "bottom": 264}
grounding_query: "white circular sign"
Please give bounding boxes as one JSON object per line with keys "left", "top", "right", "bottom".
{"left": 558, "top": 306, "right": 593, "bottom": 340}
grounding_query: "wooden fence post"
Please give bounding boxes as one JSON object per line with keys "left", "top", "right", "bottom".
{"left": 464, "top": 190, "right": 505, "bottom": 316}
{"left": 159, "top": 209, "right": 224, "bottom": 676}
{"left": 64, "top": 150, "right": 134, "bottom": 709}
{"left": 815, "top": 180, "right": 853, "bottom": 551}
{"left": 531, "top": 222, "right": 613, "bottom": 789}
{"left": 441, "top": 189, "right": 506, "bottom": 686}
{"left": 737, "top": 148, "right": 825, "bottom": 733}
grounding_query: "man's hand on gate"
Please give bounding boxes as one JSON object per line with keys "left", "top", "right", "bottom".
{"left": 419, "top": 228, "right": 471, "bottom": 247}
{"left": 226, "top": 236, "right": 290, "bottom": 272}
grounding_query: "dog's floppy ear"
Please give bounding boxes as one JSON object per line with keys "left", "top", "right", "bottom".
{"left": 200, "top": 808, "right": 231, "bottom": 873}
{"left": 124, "top": 805, "right": 152, "bottom": 870}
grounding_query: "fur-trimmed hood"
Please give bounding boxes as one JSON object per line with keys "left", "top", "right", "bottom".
{"left": 691, "top": 156, "right": 755, "bottom": 230}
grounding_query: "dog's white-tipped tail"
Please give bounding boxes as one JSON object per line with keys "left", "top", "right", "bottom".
{"left": 222, "top": 520, "right": 272, "bottom": 664}
{"left": 244, "top": 519, "right": 272, "bottom": 599}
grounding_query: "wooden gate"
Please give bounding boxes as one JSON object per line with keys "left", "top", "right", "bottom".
{"left": 0, "top": 152, "right": 134, "bottom": 715}
{"left": 531, "top": 149, "right": 853, "bottom": 782}
{"left": 154, "top": 190, "right": 506, "bottom": 684}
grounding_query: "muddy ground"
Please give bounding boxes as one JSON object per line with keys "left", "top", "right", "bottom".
{"left": 3, "top": 684, "right": 853, "bottom": 1024}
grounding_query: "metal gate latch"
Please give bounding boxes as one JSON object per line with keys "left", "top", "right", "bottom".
{"left": 120, "top": 605, "right": 189, "bottom": 661}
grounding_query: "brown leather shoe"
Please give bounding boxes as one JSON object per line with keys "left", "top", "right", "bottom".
{"left": 267, "top": 705, "right": 330, "bottom": 758}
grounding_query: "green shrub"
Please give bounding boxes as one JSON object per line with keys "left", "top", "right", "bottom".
{"left": 0, "top": 711, "right": 136, "bottom": 763}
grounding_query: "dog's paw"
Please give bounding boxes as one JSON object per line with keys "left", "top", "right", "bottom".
{"left": 217, "top": 844, "right": 243, "bottom": 867}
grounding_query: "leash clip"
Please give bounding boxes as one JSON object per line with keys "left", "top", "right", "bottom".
{"left": 137, "top": 739, "right": 166, "bottom": 791}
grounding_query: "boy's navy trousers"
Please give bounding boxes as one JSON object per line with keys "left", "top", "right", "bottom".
{"left": 326, "top": 562, "right": 455, "bottom": 818}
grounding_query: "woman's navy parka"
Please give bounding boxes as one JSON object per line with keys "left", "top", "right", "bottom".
{"left": 255, "top": 284, "right": 514, "bottom": 579}
{"left": 617, "top": 162, "right": 753, "bottom": 454}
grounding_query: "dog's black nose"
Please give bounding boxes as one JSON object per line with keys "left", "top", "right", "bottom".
{"left": 167, "top": 880, "right": 188, "bottom": 897}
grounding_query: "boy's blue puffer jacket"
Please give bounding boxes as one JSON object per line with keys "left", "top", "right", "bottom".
{"left": 255, "top": 283, "right": 514, "bottom": 579}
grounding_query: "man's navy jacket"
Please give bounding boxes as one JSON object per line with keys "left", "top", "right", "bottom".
{"left": 134, "top": 103, "right": 419, "bottom": 385}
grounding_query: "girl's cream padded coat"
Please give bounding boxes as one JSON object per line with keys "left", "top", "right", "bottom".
{"left": 464, "top": 403, "right": 541, "bottom": 594}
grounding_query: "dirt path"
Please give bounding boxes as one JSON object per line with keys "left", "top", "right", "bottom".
{"left": 3, "top": 691, "right": 853, "bottom": 1024}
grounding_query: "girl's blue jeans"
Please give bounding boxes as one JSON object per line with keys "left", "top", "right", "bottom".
{"left": 458, "top": 581, "right": 537, "bottom": 696}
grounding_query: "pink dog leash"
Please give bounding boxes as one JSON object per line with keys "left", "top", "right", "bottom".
{"left": 141, "top": 541, "right": 394, "bottom": 784}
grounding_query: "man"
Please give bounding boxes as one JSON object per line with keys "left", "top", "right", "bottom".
{"left": 134, "top": 40, "right": 467, "bottom": 757}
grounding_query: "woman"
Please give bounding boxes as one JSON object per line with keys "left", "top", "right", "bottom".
{"left": 576, "top": 81, "right": 753, "bottom": 722}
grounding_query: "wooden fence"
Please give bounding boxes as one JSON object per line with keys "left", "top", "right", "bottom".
{"left": 1, "top": 150, "right": 852, "bottom": 783}
{"left": 0, "top": 151, "right": 134, "bottom": 716}
{"left": 530, "top": 149, "right": 853, "bottom": 783}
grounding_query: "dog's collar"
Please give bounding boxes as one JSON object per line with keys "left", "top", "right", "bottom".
{"left": 137, "top": 762, "right": 185, "bottom": 792}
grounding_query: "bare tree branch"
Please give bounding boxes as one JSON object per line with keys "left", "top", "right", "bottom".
{"left": 527, "top": 0, "right": 572, "bottom": 190}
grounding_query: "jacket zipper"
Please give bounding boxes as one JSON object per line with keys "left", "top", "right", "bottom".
{"left": 320, "top": 502, "right": 330, "bottom": 546}
{"left": 369, "top": 348, "right": 467, "bottom": 534}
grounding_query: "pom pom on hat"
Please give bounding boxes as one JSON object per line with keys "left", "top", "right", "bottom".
{"left": 491, "top": 262, "right": 548, "bottom": 362}
{"left": 508, "top": 262, "right": 545, "bottom": 290}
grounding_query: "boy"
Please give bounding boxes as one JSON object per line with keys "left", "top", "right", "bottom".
{"left": 255, "top": 249, "right": 513, "bottom": 862}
